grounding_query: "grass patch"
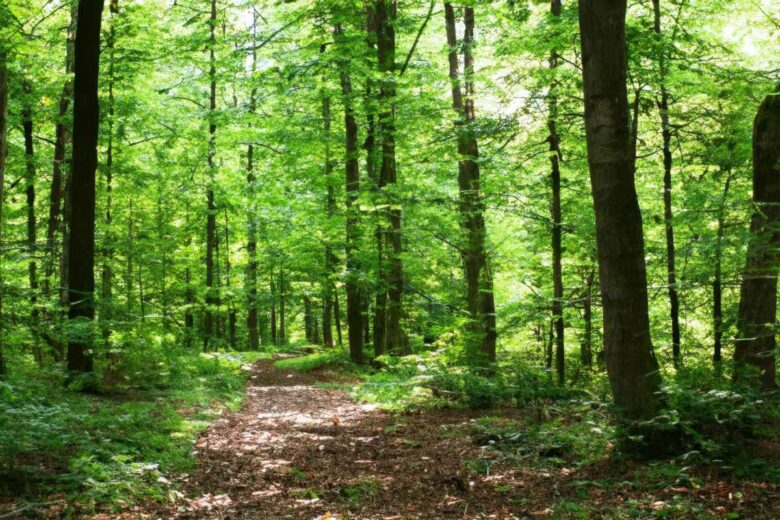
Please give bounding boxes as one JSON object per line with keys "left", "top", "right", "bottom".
{"left": 0, "top": 350, "right": 268, "bottom": 513}
{"left": 274, "top": 348, "right": 352, "bottom": 372}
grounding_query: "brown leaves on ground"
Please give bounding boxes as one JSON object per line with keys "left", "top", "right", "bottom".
{"left": 94, "top": 361, "right": 780, "bottom": 519}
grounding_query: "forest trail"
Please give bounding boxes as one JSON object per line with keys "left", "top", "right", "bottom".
{"left": 171, "top": 359, "right": 525, "bottom": 519}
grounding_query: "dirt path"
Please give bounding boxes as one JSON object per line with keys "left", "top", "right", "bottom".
{"left": 174, "top": 360, "right": 519, "bottom": 519}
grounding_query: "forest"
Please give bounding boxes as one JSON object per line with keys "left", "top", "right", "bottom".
{"left": 0, "top": 0, "right": 779, "bottom": 518}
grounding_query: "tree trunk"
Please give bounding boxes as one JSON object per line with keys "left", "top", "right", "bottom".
{"left": 45, "top": 2, "right": 77, "bottom": 362}
{"left": 375, "top": 0, "right": 405, "bottom": 354}
{"left": 224, "top": 208, "right": 236, "bottom": 348}
{"left": 577, "top": 0, "right": 661, "bottom": 419}
{"left": 67, "top": 0, "right": 105, "bottom": 375}
{"left": 334, "top": 289, "right": 343, "bottom": 347}
{"left": 279, "top": 268, "right": 286, "bottom": 345}
{"left": 0, "top": 52, "right": 8, "bottom": 376}
{"left": 204, "top": 0, "right": 218, "bottom": 351}
{"left": 270, "top": 275, "right": 277, "bottom": 344}
{"left": 337, "top": 28, "right": 365, "bottom": 363}
{"left": 713, "top": 170, "right": 732, "bottom": 369}
{"left": 547, "top": 0, "right": 564, "bottom": 383}
{"left": 444, "top": 4, "right": 496, "bottom": 363}
{"left": 101, "top": 0, "right": 118, "bottom": 348}
{"left": 321, "top": 45, "right": 335, "bottom": 349}
{"left": 245, "top": 13, "right": 259, "bottom": 350}
{"left": 652, "top": 0, "right": 681, "bottom": 368}
{"left": 734, "top": 88, "right": 780, "bottom": 389}
{"left": 22, "top": 81, "right": 41, "bottom": 363}
{"left": 581, "top": 267, "right": 595, "bottom": 367}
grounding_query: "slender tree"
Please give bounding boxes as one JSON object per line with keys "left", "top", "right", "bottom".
{"left": 337, "top": 25, "right": 365, "bottom": 364}
{"left": 548, "top": 0, "right": 564, "bottom": 381}
{"left": 67, "top": 0, "right": 105, "bottom": 375}
{"left": 22, "top": 81, "right": 41, "bottom": 362}
{"left": 246, "top": 10, "right": 260, "bottom": 350}
{"left": 577, "top": 0, "right": 661, "bottom": 419}
{"left": 0, "top": 50, "right": 8, "bottom": 376}
{"left": 375, "top": 0, "right": 406, "bottom": 354}
{"left": 734, "top": 88, "right": 780, "bottom": 389}
{"left": 443, "top": 3, "right": 497, "bottom": 363}
{"left": 652, "top": 0, "right": 681, "bottom": 368}
{"left": 204, "top": 0, "right": 219, "bottom": 351}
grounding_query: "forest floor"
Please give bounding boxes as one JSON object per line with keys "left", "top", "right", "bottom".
{"left": 130, "top": 358, "right": 778, "bottom": 520}
{"left": 3, "top": 355, "right": 779, "bottom": 519}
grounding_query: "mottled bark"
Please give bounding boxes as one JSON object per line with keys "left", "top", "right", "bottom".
{"left": 713, "top": 170, "right": 732, "bottom": 368}
{"left": 735, "top": 88, "right": 780, "bottom": 389}
{"left": 578, "top": 0, "right": 661, "bottom": 419}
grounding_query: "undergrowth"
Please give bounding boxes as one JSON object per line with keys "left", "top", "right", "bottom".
{"left": 0, "top": 349, "right": 269, "bottom": 514}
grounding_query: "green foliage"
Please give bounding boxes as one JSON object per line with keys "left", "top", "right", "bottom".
{"left": 274, "top": 348, "right": 352, "bottom": 372}
{"left": 0, "top": 351, "right": 260, "bottom": 509}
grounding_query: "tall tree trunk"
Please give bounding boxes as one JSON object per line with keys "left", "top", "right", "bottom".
{"left": 224, "top": 208, "right": 236, "bottom": 348}
{"left": 581, "top": 267, "right": 595, "bottom": 367}
{"left": 365, "top": 7, "right": 386, "bottom": 357}
{"left": 321, "top": 44, "right": 335, "bottom": 349}
{"left": 713, "top": 170, "right": 732, "bottom": 370}
{"left": 375, "top": 0, "right": 405, "bottom": 354}
{"left": 67, "top": 0, "right": 105, "bottom": 375}
{"left": 334, "top": 289, "right": 343, "bottom": 347}
{"left": 101, "top": 0, "right": 118, "bottom": 348}
{"left": 652, "top": 0, "right": 681, "bottom": 368}
{"left": 279, "top": 268, "right": 286, "bottom": 345}
{"left": 204, "top": 0, "right": 218, "bottom": 351}
{"left": 22, "top": 81, "right": 41, "bottom": 363}
{"left": 547, "top": 0, "right": 564, "bottom": 382}
{"left": 444, "top": 4, "right": 496, "bottom": 363}
{"left": 245, "top": 10, "right": 259, "bottom": 350}
{"left": 45, "top": 2, "right": 77, "bottom": 361}
{"left": 734, "top": 88, "right": 780, "bottom": 389}
{"left": 577, "top": 0, "right": 661, "bottom": 419}
{"left": 270, "top": 274, "right": 277, "bottom": 344}
{"left": 338, "top": 26, "right": 365, "bottom": 364}
{"left": 0, "top": 52, "right": 8, "bottom": 376}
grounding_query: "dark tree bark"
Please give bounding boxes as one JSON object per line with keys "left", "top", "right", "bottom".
{"left": 321, "top": 43, "right": 335, "bottom": 349}
{"left": 375, "top": 0, "right": 406, "bottom": 354}
{"left": 577, "top": 0, "right": 661, "bottom": 419}
{"left": 245, "top": 11, "right": 259, "bottom": 350}
{"left": 22, "top": 81, "right": 41, "bottom": 362}
{"left": 548, "top": 0, "right": 564, "bottom": 383}
{"left": 652, "top": 0, "right": 681, "bottom": 368}
{"left": 45, "top": 2, "right": 77, "bottom": 362}
{"left": 581, "top": 267, "right": 595, "bottom": 367}
{"left": 338, "top": 25, "right": 365, "bottom": 364}
{"left": 0, "top": 51, "right": 8, "bottom": 376}
{"left": 224, "top": 209, "right": 236, "bottom": 348}
{"left": 67, "top": 0, "right": 105, "bottom": 374}
{"left": 203, "top": 0, "right": 218, "bottom": 351}
{"left": 334, "top": 288, "right": 343, "bottom": 347}
{"left": 279, "top": 268, "right": 286, "bottom": 345}
{"left": 713, "top": 169, "right": 732, "bottom": 369}
{"left": 101, "top": 0, "right": 118, "bottom": 348}
{"left": 443, "top": 4, "right": 496, "bottom": 363}
{"left": 270, "top": 274, "right": 277, "bottom": 344}
{"left": 734, "top": 88, "right": 780, "bottom": 389}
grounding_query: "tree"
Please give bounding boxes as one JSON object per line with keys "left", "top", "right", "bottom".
{"left": 67, "top": 0, "right": 106, "bottom": 375}
{"left": 734, "top": 87, "right": 780, "bottom": 389}
{"left": 443, "top": 3, "right": 497, "bottom": 363}
{"left": 0, "top": 49, "right": 8, "bottom": 376}
{"left": 577, "top": 0, "right": 661, "bottom": 419}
